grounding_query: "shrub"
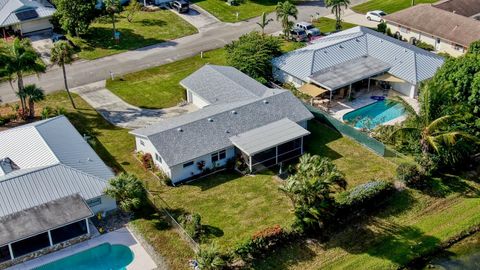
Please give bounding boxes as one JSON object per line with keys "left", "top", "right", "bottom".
{"left": 156, "top": 170, "right": 172, "bottom": 186}
{"left": 141, "top": 153, "right": 154, "bottom": 170}
{"left": 396, "top": 162, "right": 424, "bottom": 187}
{"left": 415, "top": 41, "right": 434, "bottom": 51}
{"left": 0, "top": 116, "right": 11, "bottom": 126}
{"left": 104, "top": 173, "right": 147, "bottom": 212}
{"left": 196, "top": 244, "right": 226, "bottom": 270}
{"left": 336, "top": 180, "right": 394, "bottom": 207}
{"left": 178, "top": 212, "right": 203, "bottom": 241}
{"left": 377, "top": 22, "right": 387, "bottom": 33}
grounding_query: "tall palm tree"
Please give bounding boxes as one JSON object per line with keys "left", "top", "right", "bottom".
{"left": 257, "top": 12, "right": 274, "bottom": 35}
{"left": 51, "top": 40, "right": 76, "bottom": 109}
{"left": 105, "top": 0, "right": 121, "bottom": 38}
{"left": 0, "top": 38, "right": 45, "bottom": 115}
{"left": 17, "top": 84, "right": 45, "bottom": 119}
{"left": 276, "top": 0, "right": 298, "bottom": 39}
{"left": 325, "top": 0, "right": 350, "bottom": 31}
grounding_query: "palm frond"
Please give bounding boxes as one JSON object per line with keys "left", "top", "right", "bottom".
{"left": 387, "top": 95, "right": 418, "bottom": 117}
{"left": 425, "top": 115, "right": 453, "bottom": 134}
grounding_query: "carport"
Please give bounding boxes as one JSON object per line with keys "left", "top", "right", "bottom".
{"left": 0, "top": 194, "right": 93, "bottom": 263}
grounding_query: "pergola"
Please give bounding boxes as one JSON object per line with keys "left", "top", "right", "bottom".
{"left": 0, "top": 194, "right": 93, "bottom": 263}
{"left": 230, "top": 118, "right": 310, "bottom": 172}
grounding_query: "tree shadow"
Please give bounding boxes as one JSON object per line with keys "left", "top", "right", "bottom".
{"left": 185, "top": 170, "right": 241, "bottom": 191}
{"left": 202, "top": 225, "right": 224, "bottom": 239}
{"left": 137, "top": 18, "right": 167, "bottom": 27}
{"left": 420, "top": 174, "right": 480, "bottom": 198}
{"left": 305, "top": 120, "right": 343, "bottom": 160}
{"left": 251, "top": 240, "right": 318, "bottom": 270}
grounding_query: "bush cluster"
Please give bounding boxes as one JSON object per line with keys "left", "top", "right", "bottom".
{"left": 141, "top": 153, "right": 154, "bottom": 170}
{"left": 178, "top": 212, "right": 203, "bottom": 241}
{"left": 336, "top": 180, "right": 394, "bottom": 207}
{"left": 0, "top": 116, "right": 11, "bottom": 126}
{"left": 396, "top": 162, "right": 425, "bottom": 188}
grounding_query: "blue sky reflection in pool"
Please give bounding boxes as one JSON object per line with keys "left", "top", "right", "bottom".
{"left": 35, "top": 243, "right": 133, "bottom": 270}
{"left": 342, "top": 100, "right": 405, "bottom": 129}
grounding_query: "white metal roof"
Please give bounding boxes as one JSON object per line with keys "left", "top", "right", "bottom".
{"left": 0, "top": 0, "right": 54, "bottom": 27}
{"left": 230, "top": 118, "right": 310, "bottom": 156}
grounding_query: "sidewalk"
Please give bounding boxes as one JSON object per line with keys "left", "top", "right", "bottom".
{"left": 71, "top": 81, "right": 197, "bottom": 129}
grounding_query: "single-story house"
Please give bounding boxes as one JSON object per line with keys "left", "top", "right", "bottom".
{"left": 384, "top": 4, "right": 480, "bottom": 56}
{"left": 272, "top": 26, "right": 445, "bottom": 100}
{"left": 433, "top": 0, "right": 480, "bottom": 20}
{"left": 0, "top": 116, "right": 116, "bottom": 264}
{"left": 0, "top": 0, "right": 55, "bottom": 36}
{"left": 130, "top": 65, "right": 314, "bottom": 185}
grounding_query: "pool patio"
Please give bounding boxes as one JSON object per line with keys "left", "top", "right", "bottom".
{"left": 8, "top": 227, "right": 158, "bottom": 270}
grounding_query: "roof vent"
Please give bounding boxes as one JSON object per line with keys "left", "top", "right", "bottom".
{"left": 177, "top": 127, "right": 183, "bottom": 132}
{"left": 324, "top": 50, "right": 327, "bottom": 54}
{"left": 231, "top": 110, "right": 237, "bottom": 114}
{"left": 356, "top": 38, "right": 360, "bottom": 42}
{"left": 339, "top": 45, "right": 344, "bottom": 49}
{"left": 263, "top": 100, "right": 269, "bottom": 104}
{"left": 225, "top": 129, "right": 230, "bottom": 134}
{"left": 208, "top": 118, "right": 214, "bottom": 122}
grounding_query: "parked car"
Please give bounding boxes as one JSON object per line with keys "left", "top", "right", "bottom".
{"left": 366, "top": 10, "right": 387, "bottom": 22}
{"left": 295, "top": 22, "right": 321, "bottom": 38}
{"left": 171, "top": 0, "right": 189, "bottom": 13}
{"left": 289, "top": 28, "right": 307, "bottom": 42}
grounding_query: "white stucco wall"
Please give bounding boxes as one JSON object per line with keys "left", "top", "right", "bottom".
{"left": 273, "top": 67, "right": 305, "bottom": 87}
{"left": 187, "top": 89, "right": 210, "bottom": 108}
{"left": 89, "top": 195, "right": 117, "bottom": 214}
{"left": 391, "top": 82, "right": 417, "bottom": 98}
{"left": 134, "top": 136, "right": 172, "bottom": 177}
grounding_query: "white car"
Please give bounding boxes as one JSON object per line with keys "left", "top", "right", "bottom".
{"left": 366, "top": 10, "right": 387, "bottom": 22}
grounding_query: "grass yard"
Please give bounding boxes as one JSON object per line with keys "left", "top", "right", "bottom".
{"left": 306, "top": 121, "right": 396, "bottom": 187}
{"left": 254, "top": 174, "right": 480, "bottom": 269}
{"left": 158, "top": 171, "right": 295, "bottom": 251}
{"left": 313, "top": 17, "right": 358, "bottom": 34}
{"left": 69, "top": 10, "right": 197, "bottom": 60}
{"left": 352, "top": 0, "right": 439, "bottom": 14}
{"left": 191, "top": 0, "right": 277, "bottom": 22}
{"left": 106, "top": 49, "right": 226, "bottom": 109}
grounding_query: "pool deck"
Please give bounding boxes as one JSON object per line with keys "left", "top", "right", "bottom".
{"left": 8, "top": 227, "right": 157, "bottom": 270}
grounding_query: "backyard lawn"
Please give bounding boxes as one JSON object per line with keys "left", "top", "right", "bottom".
{"left": 191, "top": 0, "right": 277, "bottom": 22}
{"left": 352, "top": 0, "right": 439, "bottom": 14}
{"left": 106, "top": 49, "right": 226, "bottom": 109}
{"left": 254, "top": 175, "right": 480, "bottom": 269}
{"left": 313, "top": 18, "right": 358, "bottom": 34}
{"left": 69, "top": 10, "right": 197, "bottom": 60}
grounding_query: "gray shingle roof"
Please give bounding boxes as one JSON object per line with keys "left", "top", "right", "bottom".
{"left": 230, "top": 118, "right": 310, "bottom": 156}
{"left": 272, "top": 26, "right": 445, "bottom": 85}
{"left": 0, "top": 194, "right": 92, "bottom": 246}
{"left": 180, "top": 65, "right": 271, "bottom": 105}
{"left": 131, "top": 66, "right": 314, "bottom": 166}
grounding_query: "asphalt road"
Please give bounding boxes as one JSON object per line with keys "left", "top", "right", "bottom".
{"left": 0, "top": 0, "right": 366, "bottom": 103}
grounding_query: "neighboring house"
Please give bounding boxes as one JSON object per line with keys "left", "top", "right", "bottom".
{"left": 0, "top": 0, "right": 55, "bottom": 36}
{"left": 384, "top": 4, "right": 480, "bottom": 56}
{"left": 433, "top": 0, "right": 480, "bottom": 19}
{"left": 272, "top": 26, "right": 444, "bottom": 99}
{"left": 0, "top": 116, "right": 116, "bottom": 264}
{"left": 130, "top": 65, "right": 314, "bottom": 185}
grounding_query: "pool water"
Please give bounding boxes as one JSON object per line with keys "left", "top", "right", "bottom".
{"left": 342, "top": 100, "right": 405, "bottom": 129}
{"left": 34, "top": 243, "right": 133, "bottom": 270}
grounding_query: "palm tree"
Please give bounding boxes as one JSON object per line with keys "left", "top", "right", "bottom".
{"left": 51, "top": 40, "right": 76, "bottom": 109}
{"left": 105, "top": 0, "right": 121, "bottom": 38}
{"left": 325, "top": 0, "right": 351, "bottom": 31}
{"left": 17, "top": 84, "right": 45, "bottom": 119}
{"left": 257, "top": 12, "right": 274, "bottom": 35}
{"left": 276, "top": 0, "right": 298, "bottom": 39}
{"left": 0, "top": 38, "right": 45, "bottom": 115}
{"left": 104, "top": 173, "right": 146, "bottom": 212}
{"left": 281, "top": 154, "right": 346, "bottom": 230}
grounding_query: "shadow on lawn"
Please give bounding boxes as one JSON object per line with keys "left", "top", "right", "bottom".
{"left": 420, "top": 174, "right": 480, "bottom": 199}
{"left": 305, "top": 121, "right": 344, "bottom": 161}
{"left": 186, "top": 171, "right": 242, "bottom": 191}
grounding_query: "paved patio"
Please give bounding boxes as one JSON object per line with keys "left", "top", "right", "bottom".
{"left": 8, "top": 227, "right": 157, "bottom": 270}
{"left": 71, "top": 80, "right": 198, "bottom": 129}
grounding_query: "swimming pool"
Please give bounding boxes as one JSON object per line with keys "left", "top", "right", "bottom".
{"left": 34, "top": 243, "right": 133, "bottom": 270}
{"left": 342, "top": 100, "right": 405, "bottom": 129}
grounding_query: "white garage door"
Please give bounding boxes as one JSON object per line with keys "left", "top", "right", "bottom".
{"left": 189, "top": 90, "right": 210, "bottom": 108}
{"left": 21, "top": 18, "right": 52, "bottom": 34}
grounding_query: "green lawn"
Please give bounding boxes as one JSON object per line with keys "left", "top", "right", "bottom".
{"left": 69, "top": 10, "right": 197, "bottom": 60}
{"left": 106, "top": 49, "right": 226, "bottom": 109}
{"left": 306, "top": 121, "right": 396, "bottom": 187}
{"left": 158, "top": 171, "right": 295, "bottom": 251}
{"left": 352, "top": 0, "right": 439, "bottom": 14}
{"left": 191, "top": 0, "right": 277, "bottom": 22}
{"left": 313, "top": 17, "right": 358, "bottom": 34}
{"left": 254, "top": 174, "right": 480, "bottom": 269}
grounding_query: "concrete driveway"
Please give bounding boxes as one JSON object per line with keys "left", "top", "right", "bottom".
{"left": 71, "top": 81, "right": 198, "bottom": 129}
{"left": 170, "top": 4, "right": 220, "bottom": 31}
{"left": 325, "top": 9, "right": 379, "bottom": 28}
{"left": 29, "top": 32, "right": 54, "bottom": 66}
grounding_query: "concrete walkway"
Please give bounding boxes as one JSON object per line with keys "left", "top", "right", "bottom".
{"left": 170, "top": 4, "right": 221, "bottom": 31}
{"left": 71, "top": 81, "right": 197, "bottom": 129}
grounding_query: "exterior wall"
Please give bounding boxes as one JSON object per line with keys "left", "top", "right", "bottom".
{"left": 386, "top": 22, "right": 467, "bottom": 57}
{"left": 186, "top": 89, "right": 210, "bottom": 108}
{"left": 90, "top": 195, "right": 117, "bottom": 214}
{"left": 391, "top": 82, "right": 417, "bottom": 98}
{"left": 273, "top": 67, "right": 305, "bottom": 87}
{"left": 134, "top": 136, "right": 172, "bottom": 177}
{"left": 168, "top": 146, "right": 236, "bottom": 184}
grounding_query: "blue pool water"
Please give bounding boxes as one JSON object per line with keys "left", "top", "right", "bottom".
{"left": 342, "top": 100, "right": 405, "bottom": 129}
{"left": 34, "top": 243, "right": 133, "bottom": 270}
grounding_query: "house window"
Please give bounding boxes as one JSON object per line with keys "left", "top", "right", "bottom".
{"left": 87, "top": 197, "right": 102, "bottom": 207}
{"left": 155, "top": 153, "right": 162, "bottom": 163}
{"left": 183, "top": 161, "right": 194, "bottom": 168}
{"left": 211, "top": 149, "right": 227, "bottom": 163}
{"left": 140, "top": 140, "right": 145, "bottom": 146}
{"left": 453, "top": 44, "right": 464, "bottom": 51}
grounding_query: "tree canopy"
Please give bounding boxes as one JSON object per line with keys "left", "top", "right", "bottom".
{"left": 226, "top": 31, "right": 282, "bottom": 83}
{"left": 104, "top": 173, "right": 147, "bottom": 212}
{"left": 53, "top": 0, "right": 96, "bottom": 36}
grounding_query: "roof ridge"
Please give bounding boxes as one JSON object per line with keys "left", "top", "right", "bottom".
{"left": 206, "top": 65, "right": 263, "bottom": 98}
{"left": 56, "top": 163, "right": 110, "bottom": 183}
{"left": 0, "top": 164, "right": 59, "bottom": 182}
